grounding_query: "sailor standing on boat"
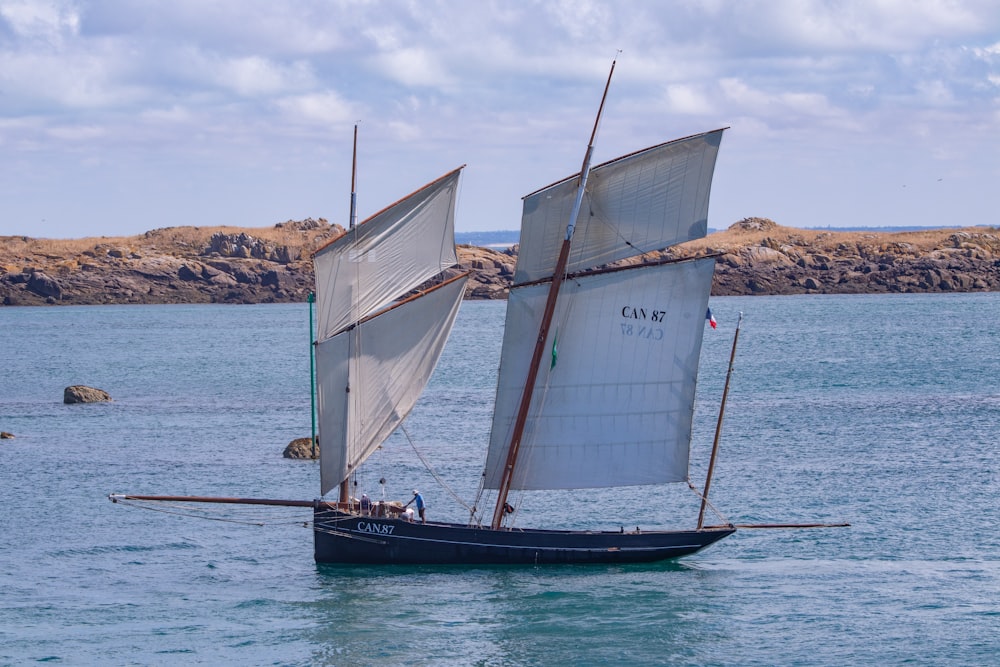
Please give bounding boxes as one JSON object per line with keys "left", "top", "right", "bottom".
{"left": 405, "top": 490, "right": 425, "bottom": 523}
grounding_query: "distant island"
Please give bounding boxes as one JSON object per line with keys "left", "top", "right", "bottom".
{"left": 1, "top": 217, "right": 997, "bottom": 306}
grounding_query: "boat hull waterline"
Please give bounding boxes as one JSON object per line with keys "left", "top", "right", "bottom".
{"left": 314, "top": 508, "right": 735, "bottom": 565}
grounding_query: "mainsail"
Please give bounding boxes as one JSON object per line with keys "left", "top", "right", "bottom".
{"left": 314, "top": 168, "right": 468, "bottom": 496}
{"left": 484, "top": 129, "right": 725, "bottom": 492}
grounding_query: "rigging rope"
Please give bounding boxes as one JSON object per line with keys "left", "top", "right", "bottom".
{"left": 400, "top": 423, "right": 475, "bottom": 514}
{"left": 687, "top": 481, "right": 731, "bottom": 526}
{"left": 113, "top": 499, "right": 311, "bottom": 527}
{"left": 114, "top": 497, "right": 406, "bottom": 544}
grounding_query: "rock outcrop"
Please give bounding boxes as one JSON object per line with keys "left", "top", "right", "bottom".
{"left": 457, "top": 244, "right": 516, "bottom": 299}
{"left": 64, "top": 385, "right": 112, "bottom": 404}
{"left": 0, "top": 221, "right": 340, "bottom": 306}
{"left": 283, "top": 437, "right": 319, "bottom": 459}
{"left": 673, "top": 220, "right": 1000, "bottom": 295}
{"left": 2, "top": 219, "right": 998, "bottom": 305}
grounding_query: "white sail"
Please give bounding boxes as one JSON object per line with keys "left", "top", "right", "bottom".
{"left": 318, "top": 275, "right": 468, "bottom": 495}
{"left": 313, "top": 168, "right": 462, "bottom": 341}
{"left": 514, "top": 130, "right": 723, "bottom": 284}
{"left": 484, "top": 258, "right": 715, "bottom": 490}
{"left": 312, "top": 167, "right": 466, "bottom": 496}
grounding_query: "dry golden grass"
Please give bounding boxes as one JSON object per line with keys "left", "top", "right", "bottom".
{"left": 678, "top": 223, "right": 1000, "bottom": 255}
{"left": 1, "top": 221, "right": 340, "bottom": 267}
{"left": 141, "top": 224, "right": 330, "bottom": 247}
{"left": 3, "top": 220, "right": 998, "bottom": 276}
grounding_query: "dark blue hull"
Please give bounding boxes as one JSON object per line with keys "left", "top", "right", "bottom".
{"left": 313, "top": 508, "right": 734, "bottom": 565}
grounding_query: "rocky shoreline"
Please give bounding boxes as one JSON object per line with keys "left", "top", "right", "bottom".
{"left": 669, "top": 218, "right": 1000, "bottom": 296}
{"left": 2, "top": 218, "right": 998, "bottom": 306}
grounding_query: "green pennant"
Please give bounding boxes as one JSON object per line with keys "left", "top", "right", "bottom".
{"left": 550, "top": 329, "right": 558, "bottom": 370}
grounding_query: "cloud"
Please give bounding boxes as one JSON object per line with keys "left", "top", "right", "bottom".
{"left": 975, "top": 41, "right": 1000, "bottom": 58}
{"left": 0, "top": 0, "right": 80, "bottom": 43}
{"left": 275, "top": 91, "right": 353, "bottom": 126}
{"left": 139, "top": 105, "right": 196, "bottom": 124}
{"left": 663, "top": 84, "right": 715, "bottom": 115}
{"left": 46, "top": 123, "right": 105, "bottom": 141}
{"left": 711, "top": 0, "right": 997, "bottom": 54}
{"left": 914, "top": 79, "right": 956, "bottom": 106}
{"left": 371, "top": 47, "right": 454, "bottom": 88}
{"left": 1, "top": 0, "right": 1000, "bottom": 236}
{"left": 206, "top": 54, "right": 318, "bottom": 97}
{"left": 718, "top": 77, "right": 851, "bottom": 130}
{"left": 79, "top": 0, "right": 350, "bottom": 55}
{"left": 0, "top": 48, "right": 145, "bottom": 111}
{"left": 386, "top": 119, "right": 422, "bottom": 143}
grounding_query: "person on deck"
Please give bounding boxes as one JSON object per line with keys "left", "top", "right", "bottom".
{"left": 405, "top": 490, "right": 425, "bottom": 523}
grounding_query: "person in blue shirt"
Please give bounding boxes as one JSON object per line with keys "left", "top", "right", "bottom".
{"left": 405, "top": 490, "right": 426, "bottom": 523}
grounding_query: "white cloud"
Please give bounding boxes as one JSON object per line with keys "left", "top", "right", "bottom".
{"left": 720, "top": 0, "right": 996, "bottom": 53}
{"left": 0, "top": 0, "right": 80, "bottom": 43}
{"left": 2, "top": 0, "right": 1000, "bottom": 236}
{"left": 371, "top": 47, "right": 453, "bottom": 88}
{"left": 663, "top": 84, "right": 714, "bottom": 115}
{"left": 139, "top": 105, "right": 196, "bottom": 124}
{"left": 47, "top": 123, "right": 105, "bottom": 141}
{"left": 79, "top": 0, "right": 350, "bottom": 55}
{"left": 541, "top": 0, "right": 616, "bottom": 42}
{"left": 719, "top": 78, "right": 843, "bottom": 123}
{"left": 275, "top": 91, "right": 353, "bottom": 126}
{"left": 386, "top": 119, "right": 422, "bottom": 143}
{"left": 213, "top": 55, "right": 316, "bottom": 97}
{"left": 915, "top": 79, "right": 956, "bottom": 106}
{"left": 0, "top": 48, "right": 141, "bottom": 109}
{"left": 361, "top": 22, "right": 405, "bottom": 52}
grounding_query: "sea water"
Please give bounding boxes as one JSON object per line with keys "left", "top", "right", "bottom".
{"left": 0, "top": 293, "right": 997, "bottom": 666}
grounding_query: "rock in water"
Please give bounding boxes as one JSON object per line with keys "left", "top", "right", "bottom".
{"left": 64, "top": 385, "right": 112, "bottom": 404}
{"left": 284, "top": 437, "right": 319, "bottom": 459}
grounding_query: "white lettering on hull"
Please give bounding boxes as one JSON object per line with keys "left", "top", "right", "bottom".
{"left": 357, "top": 521, "right": 395, "bottom": 535}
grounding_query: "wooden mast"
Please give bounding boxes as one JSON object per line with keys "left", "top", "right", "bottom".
{"left": 698, "top": 311, "right": 742, "bottom": 529}
{"left": 340, "top": 123, "right": 360, "bottom": 505}
{"left": 491, "top": 56, "right": 619, "bottom": 530}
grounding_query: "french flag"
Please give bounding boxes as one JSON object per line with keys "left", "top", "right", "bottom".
{"left": 706, "top": 308, "right": 717, "bottom": 329}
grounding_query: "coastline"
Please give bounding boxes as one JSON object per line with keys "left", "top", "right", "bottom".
{"left": 2, "top": 218, "right": 997, "bottom": 306}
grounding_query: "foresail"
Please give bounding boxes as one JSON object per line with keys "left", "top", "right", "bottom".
{"left": 313, "top": 168, "right": 462, "bottom": 341}
{"left": 484, "top": 258, "right": 715, "bottom": 490}
{"left": 317, "top": 275, "right": 469, "bottom": 496}
{"left": 514, "top": 130, "right": 723, "bottom": 284}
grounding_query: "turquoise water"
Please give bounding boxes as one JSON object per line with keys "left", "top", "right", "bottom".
{"left": 1, "top": 294, "right": 997, "bottom": 665}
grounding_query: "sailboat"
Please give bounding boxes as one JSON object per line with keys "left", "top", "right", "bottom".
{"left": 310, "top": 63, "right": 735, "bottom": 564}
{"left": 110, "top": 63, "right": 758, "bottom": 564}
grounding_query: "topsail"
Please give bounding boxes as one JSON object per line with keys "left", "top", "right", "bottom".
{"left": 313, "top": 169, "right": 463, "bottom": 340}
{"left": 514, "top": 130, "right": 723, "bottom": 284}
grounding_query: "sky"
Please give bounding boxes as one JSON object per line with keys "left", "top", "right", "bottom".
{"left": 1, "top": 0, "right": 998, "bottom": 239}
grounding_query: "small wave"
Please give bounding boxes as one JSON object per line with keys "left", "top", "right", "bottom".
{"left": 50, "top": 541, "right": 199, "bottom": 557}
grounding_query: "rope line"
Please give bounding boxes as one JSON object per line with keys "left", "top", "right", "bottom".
{"left": 687, "top": 481, "right": 731, "bottom": 525}
{"left": 114, "top": 499, "right": 311, "bottom": 527}
{"left": 400, "top": 423, "right": 475, "bottom": 514}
